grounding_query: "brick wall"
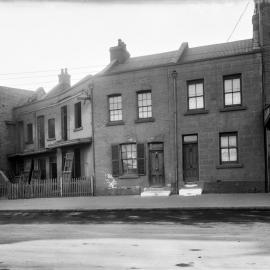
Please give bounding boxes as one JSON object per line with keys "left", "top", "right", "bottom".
{"left": 0, "top": 87, "right": 33, "bottom": 172}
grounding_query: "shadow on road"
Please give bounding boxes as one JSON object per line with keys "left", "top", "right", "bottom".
{"left": 0, "top": 209, "right": 270, "bottom": 225}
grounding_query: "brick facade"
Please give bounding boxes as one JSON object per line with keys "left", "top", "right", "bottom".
{"left": 0, "top": 86, "right": 34, "bottom": 172}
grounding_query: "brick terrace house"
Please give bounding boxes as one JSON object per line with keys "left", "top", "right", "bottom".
{"left": 91, "top": 1, "right": 269, "bottom": 195}
{"left": 1, "top": 0, "right": 270, "bottom": 195}
{"left": 7, "top": 69, "right": 94, "bottom": 182}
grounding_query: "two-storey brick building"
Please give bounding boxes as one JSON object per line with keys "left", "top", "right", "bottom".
{"left": 90, "top": 1, "right": 268, "bottom": 195}
{"left": 7, "top": 69, "right": 94, "bottom": 183}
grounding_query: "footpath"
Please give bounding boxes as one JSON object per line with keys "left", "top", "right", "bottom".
{"left": 0, "top": 193, "right": 270, "bottom": 211}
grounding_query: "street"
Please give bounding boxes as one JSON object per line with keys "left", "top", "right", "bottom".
{"left": 0, "top": 210, "right": 270, "bottom": 269}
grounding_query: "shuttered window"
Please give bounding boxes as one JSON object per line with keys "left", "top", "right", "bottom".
{"left": 137, "top": 143, "right": 145, "bottom": 175}
{"left": 111, "top": 143, "right": 145, "bottom": 177}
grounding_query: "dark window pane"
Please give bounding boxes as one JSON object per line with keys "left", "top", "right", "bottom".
{"left": 75, "top": 102, "right": 82, "bottom": 128}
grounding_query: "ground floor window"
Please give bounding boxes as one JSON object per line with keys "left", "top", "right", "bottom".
{"left": 220, "top": 132, "right": 238, "bottom": 164}
{"left": 111, "top": 143, "right": 145, "bottom": 177}
{"left": 121, "top": 144, "right": 137, "bottom": 175}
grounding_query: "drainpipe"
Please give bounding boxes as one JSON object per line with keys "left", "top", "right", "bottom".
{"left": 171, "top": 70, "right": 179, "bottom": 193}
{"left": 88, "top": 82, "right": 96, "bottom": 196}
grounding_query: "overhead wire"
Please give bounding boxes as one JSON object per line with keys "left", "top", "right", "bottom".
{"left": 226, "top": 1, "right": 250, "bottom": 42}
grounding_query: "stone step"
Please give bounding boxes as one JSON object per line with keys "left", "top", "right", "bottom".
{"left": 179, "top": 182, "right": 203, "bottom": 196}
{"left": 141, "top": 187, "right": 171, "bottom": 197}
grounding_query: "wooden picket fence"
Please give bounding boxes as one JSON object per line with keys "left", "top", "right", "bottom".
{"left": 0, "top": 176, "right": 93, "bottom": 200}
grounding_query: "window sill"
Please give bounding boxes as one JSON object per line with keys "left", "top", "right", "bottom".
{"left": 47, "top": 137, "right": 56, "bottom": 141}
{"left": 25, "top": 141, "right": 33, "bottom": 145}
{"left": 216, "top": 163, "right": 243, "bottom": 169}
{"left": 219, "top": 105, "right": 247, "bottom": 112}
{"left": 119, "top": 174, "right": 139, "bottom": 179}
{"left": 73, "top": 127, "right": 83, "bottom": 132}
{"left": 135, "top": 117, "right": 155, "bottom": 124}
{"left": 184, "top": 109, "right": 209, "bottom": 116}
{"left": 106, "top": 120, "right": 125, "bottom": 126}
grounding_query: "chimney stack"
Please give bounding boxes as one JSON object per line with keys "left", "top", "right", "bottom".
{"left": 252, "top": 2, "right": 260, "bottom": 49}
{"left": 109, "top": 39, "right": 130, "bottom": 64}
{"left": 58, "top": 68, "right": 71, "bottom": 86}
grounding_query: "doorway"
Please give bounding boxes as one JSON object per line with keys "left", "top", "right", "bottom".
{"left": 183, "top": 135, "right": 199, "bottom": 182}
{"left": 149, "top": 143, "right": 164, "bottom": 187}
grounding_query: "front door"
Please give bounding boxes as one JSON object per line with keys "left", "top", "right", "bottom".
{"left": 183, "top": 135, "right": 199, "bottom": 182}
{"left": 149, "top": 143, "right": 164, "bottom": 187}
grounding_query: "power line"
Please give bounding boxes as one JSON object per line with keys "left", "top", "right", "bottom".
{"left": 227, "top": 1, "right": 250, "bottom": 42}
{"left": 0, "top": 64, "right": 107, "bottom": 76}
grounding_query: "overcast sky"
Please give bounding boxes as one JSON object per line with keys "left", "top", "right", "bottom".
{"left": 0, "top": 0, "right": 254, "bottom": 92}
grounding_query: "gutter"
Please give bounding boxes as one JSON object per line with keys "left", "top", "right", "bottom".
{"left": 89, "top": 82, "right": 96, "bottom": 196}
{"left": 171, "top": 70, "right": 179, "bottom": 193}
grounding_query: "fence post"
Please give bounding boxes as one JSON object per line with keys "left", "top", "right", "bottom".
{"left": 60, "top": 177, "right": 63, "bottom": 197}
{"left": 90, "top": 176, "right": 94, "bottom": 196}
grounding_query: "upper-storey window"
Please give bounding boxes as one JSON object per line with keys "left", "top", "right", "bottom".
{"left": 137, "top": 90, "right": 152, "bottom": 119}
{"left": 74, "top": 102, "right": 82, "bottom": 129}
{"left": 223, "top": 75, "right": 241, "bottom": 106}
{"left": 61, "top": 105, "right": 67, "bottom": 141}
{"left": 37, "top": 116, "right": 45, "bottom": 149}
{"left": 26, "top": 123, "right": 33, "bottom": 144}
{"left": 108, "top": 95, "right": 122, "bottom": 122}
{"left": 187, "top": 80, "right": 204, "bottom": 110}
{"left": 48, "top": 118, "right": 55, "bottom": 139}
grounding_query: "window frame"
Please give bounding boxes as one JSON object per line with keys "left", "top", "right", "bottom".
{"left": 26, "top": 123, "right": 33, "bottom": 144}
{"left": 187, "top": 79, "right": 205, "bottom": 111}
{"left": 223, "top": 74, "right": 242, "bottom": 107}
{"left": 108, "top": 94, "right": 123, "bottom": 123}
{"left": 48, "top": 118, "right": 55, "bottom": 139}
{"left": 136, "top": 90, "right": 152, "bottom": 120}
{"left": 74, "top": 102, "right": 82, "bottom": 129}
{"left": 219, "top": 132, "right": 239, "bottom": 164}
{"left": 120, "top": 143, "right": 138, "bottom": 176}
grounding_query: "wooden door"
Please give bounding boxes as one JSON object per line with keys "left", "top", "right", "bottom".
{"left": 149, "top": 149, "right": 164, "bottom": 187}
{"left": 183, "top": 135, "right": 198, "bottom": 182}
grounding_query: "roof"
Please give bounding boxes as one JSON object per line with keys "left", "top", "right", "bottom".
{"left": 0, "top": 86, "right": 34, "bottom": 106}
{"left": 44, "top": 74, "right": 93, "bottom": 100}
{"left": 181, "top": 39, "right": 254, "bottom": 63}
{"left": 103, "top": 39, "right": 256, "bottom": 75}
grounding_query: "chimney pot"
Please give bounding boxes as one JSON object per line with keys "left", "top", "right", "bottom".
{"left": 58, "top": 68, "right": 71, "bottom": 86}
{"left": 109, "top": 39, "right": 130, "bottom": 64}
